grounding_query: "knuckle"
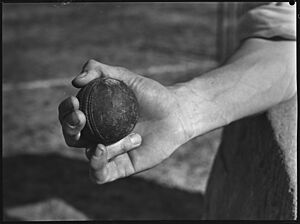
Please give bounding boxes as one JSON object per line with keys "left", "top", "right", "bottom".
{"left": 87, "top": 59, "right": 99, "bottom": 68}
{"left": 82, "top": 59, "right": 102, "bottom": 77}
{"left": 88, "top": 59, "right": 97, "bottom": 64}
{"left": 82, "top": 59, "right": 92, "bottom": 71}
{"left": 112, "top": 138, "right": 130, "bottom": 154}
{"left": 123, "top": 138, "right": 131, "bottom": 151}
{"left": 118, "top": 144, "right": 127, "bottom": 154}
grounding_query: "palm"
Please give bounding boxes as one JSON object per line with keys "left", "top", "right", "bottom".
{"left": 127, "top": 77, "right": 187, "bottom": 172}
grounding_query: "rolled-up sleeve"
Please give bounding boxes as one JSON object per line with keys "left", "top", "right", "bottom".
{"left": 238, "top": 2, "right": 296, "bottom": 42}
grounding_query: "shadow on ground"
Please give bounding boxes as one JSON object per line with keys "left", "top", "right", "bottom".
{"left": 3, "top": 154, "right": 203, "bottom": 220}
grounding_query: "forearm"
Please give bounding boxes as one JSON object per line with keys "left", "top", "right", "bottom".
{"left": 171, "top": 38, "right": 296, "bottom": 139}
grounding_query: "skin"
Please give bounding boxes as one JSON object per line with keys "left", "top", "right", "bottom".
{"left": 58, "top": 38, "right": 296, "bottom": 184}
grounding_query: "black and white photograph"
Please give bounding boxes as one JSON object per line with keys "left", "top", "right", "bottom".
{"left": 2, "top": 1, "right": 297, "bottom": 221}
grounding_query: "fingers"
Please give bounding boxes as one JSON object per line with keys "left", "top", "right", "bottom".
{"left": 88, "top": 144, "right": 136, "bottom": 184}
{"left": 72, "top": 59, "right": 140, "bottom": 88}
{"left": 58, "top": 96, "right": 88, "bottom": 148}
{"left": 72, "top": 70, "right": 101, "bottom": 88}
{"left": 58, "top": 96, "right": 79, "bottom": 122}
{"left": 72, "top": 59, "right": 102, "bottom": 88}
{"left": 61, "top": 110, "right": 85, "bottom": 135}
{"left": 62, "top": 125, "right": 89, "bottom": 148}
{"left": 62, "top": 111, "right": 89, "bottom": 147}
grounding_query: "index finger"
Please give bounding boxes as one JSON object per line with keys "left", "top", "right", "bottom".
{"left": 72, "top": 59, "right": 102, "bottom": 88}
{"left": 72, "top": 59, "right": 139, "bottom": 89}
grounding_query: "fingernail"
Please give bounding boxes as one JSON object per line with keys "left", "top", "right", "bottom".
{"left": 77, "top": 72, "right": 87, "bottom": 79}
{"left": 129, "top": 133, "right": 141, "bottom": 146}
{"left": 65, "top": 112, "right": 80, "bottom": 127}
{"left": 95, "top": 145, "right": 105, "bottom": 157}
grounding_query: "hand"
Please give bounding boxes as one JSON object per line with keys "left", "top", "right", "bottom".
{"left": 58, "top": 59, "right": 192, "bottom": 184}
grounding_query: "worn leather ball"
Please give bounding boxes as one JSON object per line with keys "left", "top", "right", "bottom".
{"left": 76, "top": 77, "right": 139, "bottom": 146}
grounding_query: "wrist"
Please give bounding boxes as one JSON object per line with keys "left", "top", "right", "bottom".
{"left": 169, "top": 79, "right": 232, "bottom": 140}
{"left": 167, "top": 84, "right": 195, "bottom": 142}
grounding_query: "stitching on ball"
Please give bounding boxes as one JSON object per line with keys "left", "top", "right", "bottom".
{"left": 89, "top": 79, "right": 106, "bottom": 144}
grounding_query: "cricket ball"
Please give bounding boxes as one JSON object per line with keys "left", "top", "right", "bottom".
{"left": 76, "top": 77, "right": 139, "bottom": 146}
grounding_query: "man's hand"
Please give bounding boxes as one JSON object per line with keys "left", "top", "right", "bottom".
{"left": 58, "top": 59, "right": 192, "bottom": 184}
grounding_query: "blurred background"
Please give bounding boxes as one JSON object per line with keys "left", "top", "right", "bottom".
{"left": 3, "top": 2, "right": 222, "bottom": 220}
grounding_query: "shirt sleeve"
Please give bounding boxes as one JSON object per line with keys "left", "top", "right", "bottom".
{"left": 238, "top": 2, "right": 296, "bottom": 42}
